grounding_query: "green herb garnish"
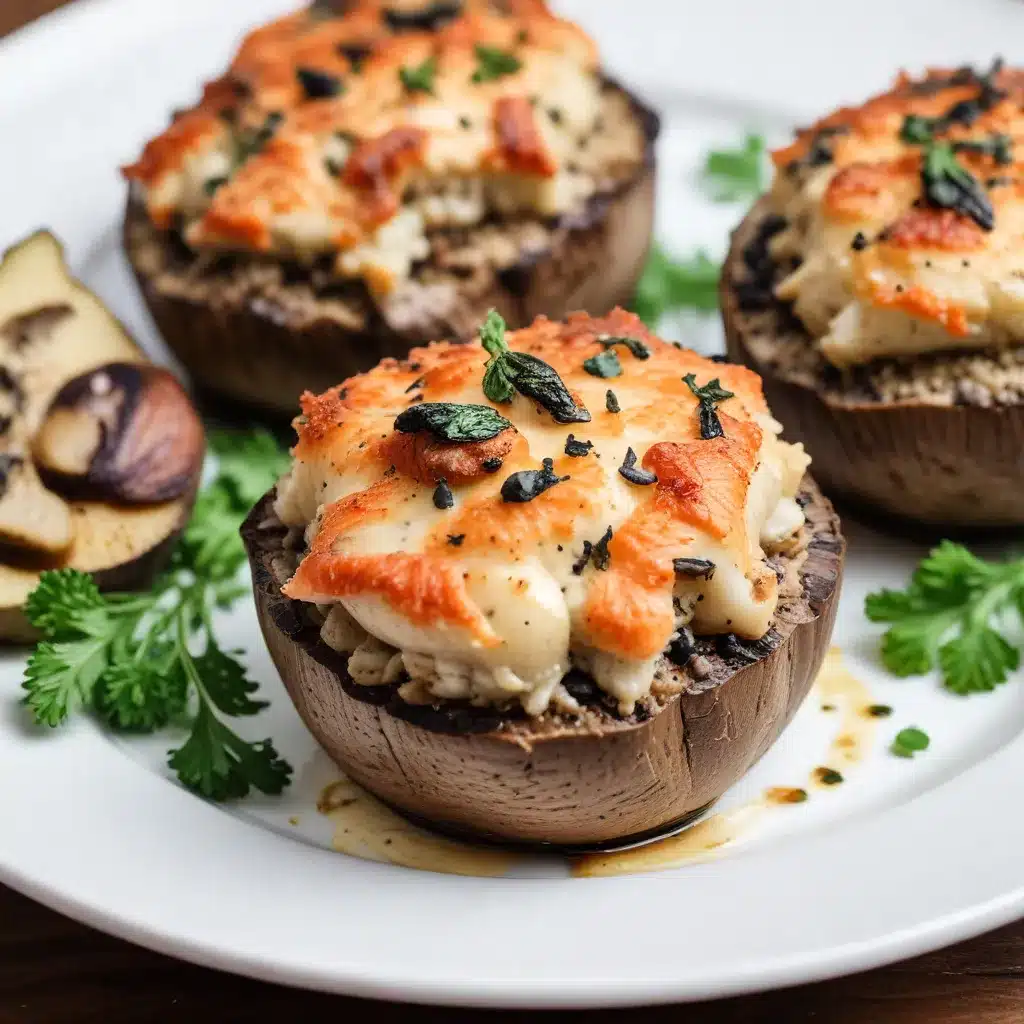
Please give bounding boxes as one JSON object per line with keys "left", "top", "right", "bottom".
{"left": 683, "top": 374, "right": 735, "bottom": 440}
{"left": 921, "top": 142, "right": 994, "bottom": 230}
{"left": 866, "top": 541, "right": 1024, "bottom": 693}
{"left": 296, "top": 66, "right": 345, "bottom": 99}
{"left": 816, "top": 767, "right": 845, "bottom": 786}
{"left": 582, "top": 349, "right": 622, "bottom": 379}
{"left": 22, "top": 429, "right": 293, "bottom": 801}
{"left": 471, "top": 44, "right": 521, "bottom": 84}
{"left": 701, "top": 133, "right": 766, "bottom": 202}
{"left": 891, "top": 727, "right": 930, "bottom": 759}
{"left": 394, "top": 401, "right": 511, "bottom": 443}
{"left": 400, "top": 55, "right": 438, "bottom": 94}
{"left": 480, "top": 310, "right": 590, "bottom": 424}
{"left": 631, "top": 246, "right": 721, "bottom": 326}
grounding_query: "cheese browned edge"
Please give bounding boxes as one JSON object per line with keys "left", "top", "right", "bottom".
{"left": 273, "top": 308, "right": 810, "bottom": 717}
{"left": 121, "top": 0, "right": 645, "bottom": 308}
{"left": 767, "top": 61, "right": 1024, "bottom": 368}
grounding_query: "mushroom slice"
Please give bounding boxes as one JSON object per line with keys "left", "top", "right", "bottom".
{"left": 0, "top": 454, "right": 72, "bottom": 555}
{"left": 34, "top": 363, "right": 205, "bottom": 504}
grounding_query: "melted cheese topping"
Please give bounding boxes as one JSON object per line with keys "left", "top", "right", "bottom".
{"left": 768, "top": 63, "right": 1024, "bottom": 366}
{"left": 275, "top": 309, "right": 810, "bottom": 715}
{"left": 122, "top": 1, "right": 644, "bottom": 297}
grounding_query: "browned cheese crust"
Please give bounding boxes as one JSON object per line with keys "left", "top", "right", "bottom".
{"left": 242, "top": 477, "right": 843, "bottom": 849}
{"left": 123, "top": 0, "right": 658, "bottom": 414}
{"left": 723, "top": 198, "right": 1024, "bottom": 529}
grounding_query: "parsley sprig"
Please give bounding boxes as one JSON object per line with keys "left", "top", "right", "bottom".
{"left": 701, "top": 133, "right": 766, "bottom": 202}
{"left": 866, "top": 541, "right": 1024, "bottom": 694}
{"left": 22, "top": 428, "right": 293, "bottom": 801}
{"left": 630, "top": 245, "right": 721, "bottom": 326}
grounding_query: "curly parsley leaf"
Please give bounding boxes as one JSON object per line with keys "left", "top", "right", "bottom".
{"left": 21, "top": 429, "right": 293, "bottom": 802}
{"left": 168, "top": 699, "right": 291, "bottom": 801}
{"left": 701, "top": 133, "right": 766, "bottom": 202}
{"left": 865, "top": 540, "right": 1024, "bottom": 694}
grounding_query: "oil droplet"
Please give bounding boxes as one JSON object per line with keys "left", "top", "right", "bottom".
{"left": 570, "top": 803, "right": 766, "bottom": 877}
{"left": 815, "top": 647, "right": 878, "bottom": 765}
{"left": 318, "top": 778, "right": 517, "bottom": 877}
{"left": 764, "top": 786, "right": 808, "bottom": 805}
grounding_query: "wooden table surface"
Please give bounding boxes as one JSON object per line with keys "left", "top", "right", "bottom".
{"left": 3, "top": 2, "right": 1024, "bottom": 1021}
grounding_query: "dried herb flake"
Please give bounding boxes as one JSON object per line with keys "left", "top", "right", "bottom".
{"left": 672, "top": 557, "right": 716, "bottom": 580}
{"left": 618, "top": 447, "right": 657, "bottom": 486}
{"left": 564, "top": 434, "right": 593, "bottom": 457}
{"left": 433, "top": 478, "right": 454, "bottom": 510}
{"left": 500, "top": 458, "right": 568, "bottom": 503}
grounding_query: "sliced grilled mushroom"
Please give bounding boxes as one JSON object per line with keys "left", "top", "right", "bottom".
{"left": 0, "top": 231, "right": 205, "bottom": 641}
{"left": 0, "top": 455, "right": 72, "bottom": 555}
{"left": 34, "top": 363, "right": 205, "bottom": 504}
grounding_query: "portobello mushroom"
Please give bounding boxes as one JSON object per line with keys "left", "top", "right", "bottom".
{"left": 241, "top": 309, "right": 843, "bottom": 848}
{"left": 723, "top": 64, "right": 1024, "bottom": 530}
{"left": 0, "top": 231, "right": 205, "bottom": 641}
{"left": 122, "top": 1, "right": 658, "bottom": 415}
{"left": 244, "top": 480, "right": 841, "bottom": 848}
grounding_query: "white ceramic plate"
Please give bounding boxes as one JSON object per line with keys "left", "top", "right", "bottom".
{"left": 2, "top": 0, "right": 1024, "bottom": 1009}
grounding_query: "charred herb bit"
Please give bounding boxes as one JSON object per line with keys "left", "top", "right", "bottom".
{"left": 786, "top": 125, "right": 848, "bottom": 173}
{"left": 384, "top": 1, "right": 462, "bottom": 32}
{"left": 433, "top": 478, "right": 454, "bottom": 510}
{"left": 203, "top": 176, "right": 229, "bottom": 196}
{"left": 500, "top": 458, "right": 568, "bottom": 503}
{"left": 242, "top": 111, "right": 284, "bottom": 158}
{"left": 480, "top": 310, "right": 590, "bottom": 424}
{"left": 394, "top": 402, "right": 511, "bottom": 443}
{"left": 447, "top": 533, "right": 466, "bottom": 546}
{"left": 673, "top": 557, "right": 716, "bottom": 581}
{"left": 564, "top": 434, "right": 593, "bottom": 458}
{"left": 891, "top": 727, "right": 930, "bottom": 759}
{"left": 866, "top": 703, "right": 894, "bottom": 718}
{"left": 683, "top": 373, "right": 735, "bottom": 440}
{"left": 296, "top": 66, "right": 345, "bottom": 99}
{"left": 571, "top": 541, "right": 593, "bottom": 576}
{"left": 338, "top": 42, "right": 372, "bottom": 72}
{"left": 666, "top": 626, "right": 696, "bottom": 668}
{"left": 851, "top": 231, "right": 869, "bottom": 251}
{"left": 404, "top": 376, "right": 425, "bottom": 393}
{"left": 592, "top": 526, "right": 614, "bottom": 571}
{"left": 481, "top": 457, "right": 503, "bottom": 473}
{"left": 605, "top": 389, "right": 620, "bottom": 414}
{"left": 815, "top": 767, "right": 845, "bottom": 786}
{"left": 583, "top": 349, "right": 622, "bottom": 379}
{"left": 471, "top": 44, "right": 522, "bottom": 84}
{"left": 618, "top": 447, "right": 657, "bottom": 486}
{"left": 599, "top": 334, "right": 651, "bottom": 360}
{"left": 399, "top": 56, "right": 438, "bottom": 95}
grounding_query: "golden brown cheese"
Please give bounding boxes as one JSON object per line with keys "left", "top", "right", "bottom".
{"left": 122, "top": 1, "right": 638, "bottom": 298}
{"left": 274, "top": 309, "right": 810, "bottom": 716}
{"left": 768, "top": 62, "right": 1024, "bottom": 366}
